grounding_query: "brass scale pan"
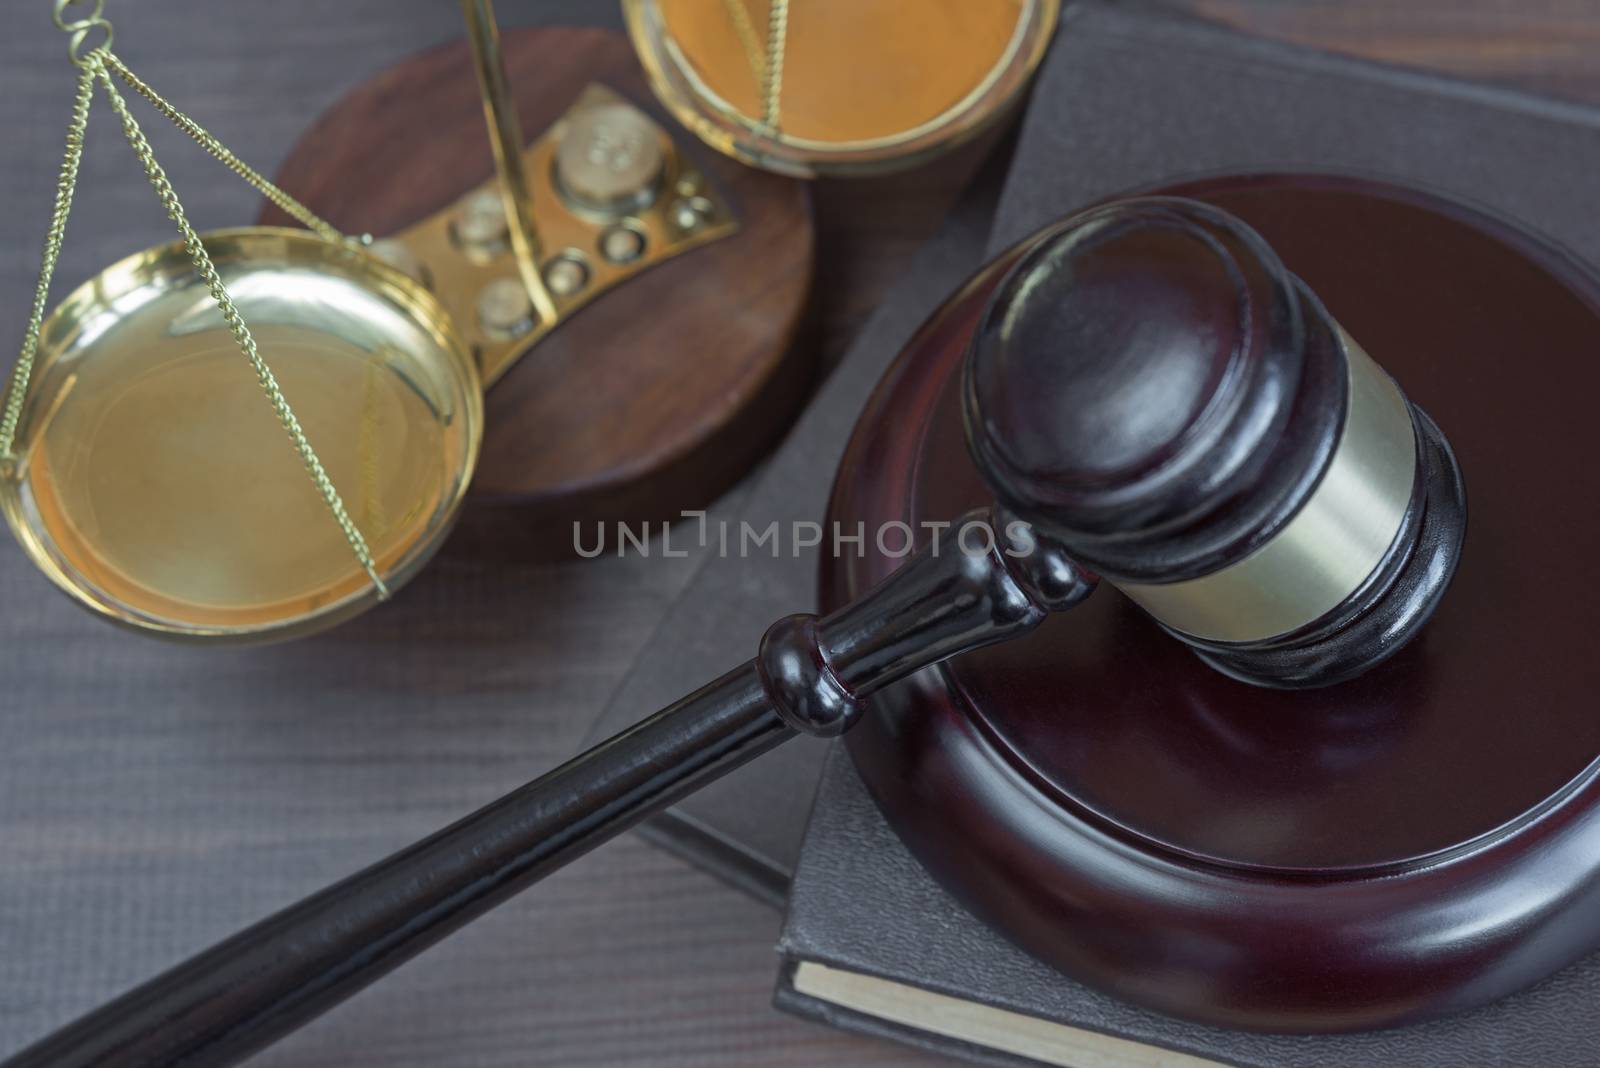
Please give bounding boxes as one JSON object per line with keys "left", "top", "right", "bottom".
{"left": 0, "top": 229, "right": 479, "bottom": 642}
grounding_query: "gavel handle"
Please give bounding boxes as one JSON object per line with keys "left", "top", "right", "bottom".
{"left": 2, "top": 508, "right": 1094, "bottom": 1068}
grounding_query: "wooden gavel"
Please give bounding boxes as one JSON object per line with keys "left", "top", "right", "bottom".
{"left": 2, "top": 198, "right": 1466, "bottom": 1068}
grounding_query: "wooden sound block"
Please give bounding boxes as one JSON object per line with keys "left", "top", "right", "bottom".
{"left": 823, "top": 174, "right": 1600, "bottom": 1032}
{"left": 263, "top": 27, "right": 813, "bottom": 558}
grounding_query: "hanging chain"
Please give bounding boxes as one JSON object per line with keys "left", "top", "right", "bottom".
{"left": 0, "top": 61, "right": 96, "bottom": 467}
{"left": 92, "top": 63, "right": 389, "bottom": 597}
{"left": 721, "top": 0, "right": 767, "bottom": 89}
{"left": 4, "top": 1, "right": 389, "bottom": 598}
{"left": 102, "top": 54, "right": 349, "bottom": 246}
{"left": 759, "top": 0, "right": 789, "bottom": 132}
{"left": 53, "top": 0, "right": 112, "bottom": 68}
{"left": 718, "top": 0, "right": 789, "bottom": 133}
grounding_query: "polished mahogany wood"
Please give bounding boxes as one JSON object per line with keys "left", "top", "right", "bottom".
{"left": 829, "top": 173, "right": 1600, "bottom": 1032}
{"left": 261, "top": 27, "right": 815, "bottom": 558}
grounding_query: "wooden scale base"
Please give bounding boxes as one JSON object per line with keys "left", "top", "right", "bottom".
{"left": 263, "top": 27, "right": 814, "bottom": 557}
{"left": 824, "top": 174, "right": 1600, "bottom": 1032}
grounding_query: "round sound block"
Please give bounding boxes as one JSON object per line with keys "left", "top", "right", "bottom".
{"left": 823, "top": 174, "right": 1600, "bottom": 1032}
{"left": 264, "top": 27, "right": 813, "bottom": 558}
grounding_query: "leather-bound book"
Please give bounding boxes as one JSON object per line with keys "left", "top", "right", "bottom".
{"left": 776, "top": 748, "right": 1600, "bottom": 1068}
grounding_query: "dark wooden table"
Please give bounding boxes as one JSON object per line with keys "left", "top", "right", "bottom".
{"left": 0, "top": 3, "right": 1594, "bottom": 1066}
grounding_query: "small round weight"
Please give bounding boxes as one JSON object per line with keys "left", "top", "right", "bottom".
{"left": 670, "top": 195, "right": 713, "bottom": 233}
{"left": 599, "top": 223, "right": 646, "bottom": 263}
{"left": 542, "top": 252, "right": 591, "bottom": 297}
{"left": 553, "top": 103, "right": 665, "bottom": 215}
{"left": 451, "top": 188, "right": 509, "bottom": 251}
{"left": 476, "top": 277, "right": 535, "bottom": 338}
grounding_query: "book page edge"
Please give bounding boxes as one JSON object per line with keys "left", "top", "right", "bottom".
{"left": 790, "top": 960, "right": 1229, "bottom": 1068}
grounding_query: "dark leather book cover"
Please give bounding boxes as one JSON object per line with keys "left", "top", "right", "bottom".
{"left": 589, "top": 0, "right": 1600, "bottom": 907}
{"left": 776, "top": 747, "right": 1600, "bottom": 1068}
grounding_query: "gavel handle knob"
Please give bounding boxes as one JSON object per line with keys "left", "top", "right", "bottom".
{"left": 2, "top": 508, "right": 1094, "bottom": 1068}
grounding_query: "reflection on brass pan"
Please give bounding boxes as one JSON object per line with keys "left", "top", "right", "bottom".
{"left": 0, "top": 229, "right": 481, "bottom": 642}
{"left": 624, "top": 0, "right": 1061, "bottom": 176}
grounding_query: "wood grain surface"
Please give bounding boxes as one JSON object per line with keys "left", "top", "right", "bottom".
{"left": 0, "top": 2, "right": 1595, "bottom": 1067}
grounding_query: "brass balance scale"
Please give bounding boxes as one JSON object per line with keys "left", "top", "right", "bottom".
{"left": 0, "top": 0, "right": 1059, "bottom": 644}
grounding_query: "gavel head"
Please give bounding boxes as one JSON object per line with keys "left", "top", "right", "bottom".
{"left": 964, "top": 198, "right": 1466, "bottom": 688}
